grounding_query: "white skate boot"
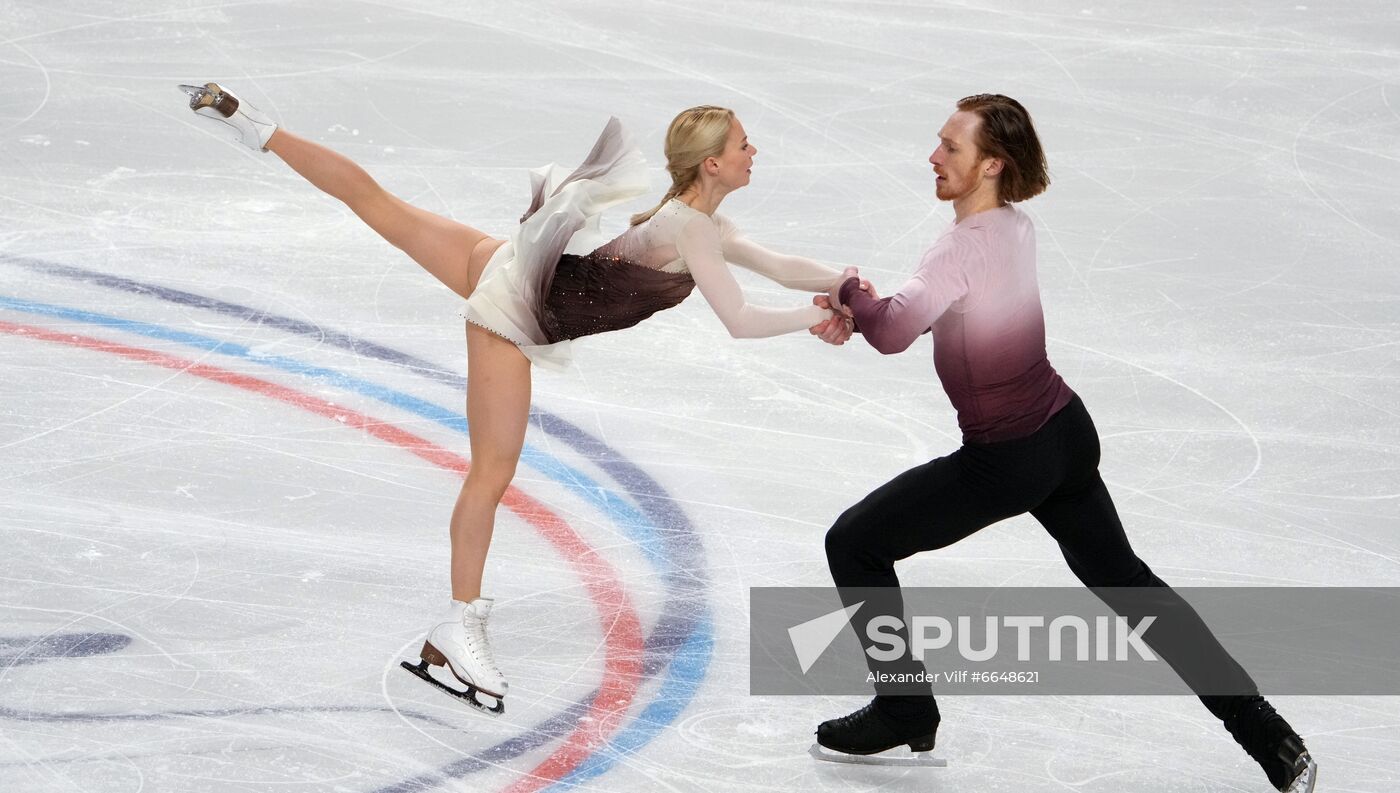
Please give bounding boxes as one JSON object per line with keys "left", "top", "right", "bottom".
{"left": 400, "top": 598, "right": 508, "bottom": 716}
{"left": 178, "top": 82, "right": 277, "bottom": 152}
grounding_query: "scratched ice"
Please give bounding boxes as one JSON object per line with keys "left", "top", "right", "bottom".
{"left": 2, "top": 2, "right": 1397, "bottom": 791}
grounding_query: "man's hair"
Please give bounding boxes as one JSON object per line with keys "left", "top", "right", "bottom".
{"left": 956, "top": 94, "right": 1049, "bottom": 203}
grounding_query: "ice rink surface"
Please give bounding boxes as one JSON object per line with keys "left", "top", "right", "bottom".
{"left": 3, "top": 1, "right": 1398, "bottom": 790}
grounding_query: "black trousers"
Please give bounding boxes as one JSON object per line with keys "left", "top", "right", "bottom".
{"left": 825, "top": 395, "right": 1258, "bottom": 722}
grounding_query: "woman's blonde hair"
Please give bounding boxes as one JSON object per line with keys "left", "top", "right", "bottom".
{"left": 630, "top": 105, "right": 735, "bottom": 226}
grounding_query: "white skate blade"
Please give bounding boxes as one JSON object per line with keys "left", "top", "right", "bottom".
{"left": 809, "top": 742, "right": 947, "bottom": 768}
{"left": 1286, "top": 755, "right": 1317, "bottom": 793}
{"left": 177, "top": 83, "right": 218, "bottom": 109}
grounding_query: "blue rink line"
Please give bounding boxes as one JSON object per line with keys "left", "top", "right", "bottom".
{"left": 0, "top": 284, "right": 712, "bottom": 791}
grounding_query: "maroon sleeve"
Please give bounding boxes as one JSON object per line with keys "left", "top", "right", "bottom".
{"left": 839, "top": 238, "right": 970, "bottom": 354}
{"left": 840, "top": 278, "right": 929, "bottom": 355}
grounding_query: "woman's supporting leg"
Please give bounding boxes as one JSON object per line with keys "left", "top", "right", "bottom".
{"left": 450, "top": 323, "right": 532, "bottom": 601}
{"left": 264, "top": 129, "right": 491, "bottom": 299}
{"left": 416, "top": 328, "right": 526, "bottom": 705}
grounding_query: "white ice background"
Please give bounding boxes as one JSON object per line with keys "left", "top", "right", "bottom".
{"left": 2, "top": 1, "right": 1398, "bottom": 791}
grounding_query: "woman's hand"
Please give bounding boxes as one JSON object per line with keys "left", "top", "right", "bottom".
{"left": 809, "top": 295, "right": 854, "bottom": 345}
{"left": 827, "top": 266, "right": 861, "bottom": 312}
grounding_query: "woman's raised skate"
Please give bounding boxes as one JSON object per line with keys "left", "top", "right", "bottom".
{"left": 179, "top": 82, "right": 277, "bottom": 152}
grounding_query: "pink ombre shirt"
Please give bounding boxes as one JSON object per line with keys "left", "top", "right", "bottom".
{"left": 841, "top": 205, "right": 1074, "bottom": 444}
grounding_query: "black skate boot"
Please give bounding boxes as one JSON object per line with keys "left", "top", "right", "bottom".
{"left": 815, "top": 696, "right": 939, "bottom": 759}
{"left": 1224, "top": 697, "right": 1317, "bottom": 792}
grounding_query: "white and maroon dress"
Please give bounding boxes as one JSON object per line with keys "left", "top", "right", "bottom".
{"left": 464, "top": 118, "right": 840, "bottom": 369}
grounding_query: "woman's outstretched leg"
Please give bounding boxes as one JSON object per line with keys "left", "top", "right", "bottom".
{"left": 183, "top": 82, "right": 491, "bottom": 299}
{"left": 264, "top": 129, "right": 489, "bottom": 299}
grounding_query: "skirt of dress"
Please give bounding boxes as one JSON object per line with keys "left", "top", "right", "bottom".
{"left": 463, "top": 117, "right": 650, "bottom": 370}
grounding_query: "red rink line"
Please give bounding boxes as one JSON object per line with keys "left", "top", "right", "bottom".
{"left": 0, "top": 320, "right": 645, "bottom": 788}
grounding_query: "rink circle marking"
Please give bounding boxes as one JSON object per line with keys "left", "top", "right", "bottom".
{"left": 1050, "top": 336, "right": 1263, "bottom": 492}
{"left": 0, "top": 40, "right": 51, "bottom": 135}
{"left": 0, "top": 316, "right": 646, "bottom": 788}
{"left": 0, "top": 276, "right": 714, "bottom": 792}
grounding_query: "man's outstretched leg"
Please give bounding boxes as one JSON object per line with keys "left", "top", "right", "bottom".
{"left": 1032, "top": 399, "right": 1317, "bottom": 792}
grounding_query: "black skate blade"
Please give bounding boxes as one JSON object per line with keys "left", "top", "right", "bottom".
{"left": 809, "top": 742, "right": 946, "bottom": 767}
{"left": 400, "top": 659, "right": 505, "bottom": 717}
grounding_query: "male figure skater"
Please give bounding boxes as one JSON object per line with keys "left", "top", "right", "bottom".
{"left": 813, "top": 94, "right": 1316, "bottom": 793}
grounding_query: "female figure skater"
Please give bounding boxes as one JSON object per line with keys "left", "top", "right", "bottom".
{"left": 179, "top": 82, "right": 855, "bottom": 714}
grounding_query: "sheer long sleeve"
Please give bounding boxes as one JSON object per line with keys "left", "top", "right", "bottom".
{"left": 714, "top": 214, "right": 845, "bottom": 292}
{"left": 840, "top": 235, "right": 975, "bottom": 355}
{"left": 677, "top": 214, "right": 831, "bottom": 338}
